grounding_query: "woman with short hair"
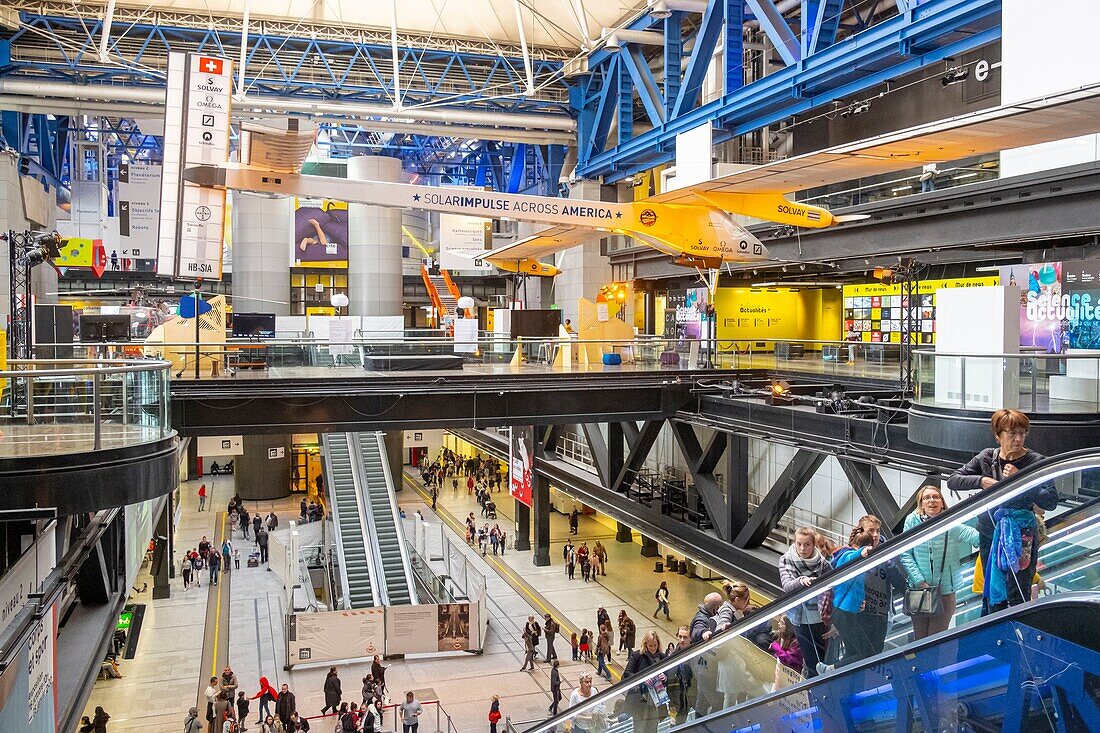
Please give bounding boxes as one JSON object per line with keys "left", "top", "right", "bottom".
{"left": 946, "top": 409, "right": 1059, "bottom": 615}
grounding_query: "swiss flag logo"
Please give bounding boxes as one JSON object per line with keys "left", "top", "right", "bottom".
{"left": 199, "top": 57, "right": 224, "bottom": 75}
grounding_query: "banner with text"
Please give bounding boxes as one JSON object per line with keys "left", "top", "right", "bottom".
{"left": 439, "top": 213, "right": 492, "bottom": 272}
{"left": 1000, "top": 258, "right": 1100, "bottom": 352}
{"left": 292, "top": 198, "right": 348, "bottom": 268}
{"left": 287, "top": 607, "right": 385, "bottom": 666}
{"left": 509, "top": 425, "right": 534, "bottom": 507}
{"left": 384, "top": 602, "right": 480, "bottom": 655}
{"left": 117, "top": 162, "right": 162, "bottom": 260}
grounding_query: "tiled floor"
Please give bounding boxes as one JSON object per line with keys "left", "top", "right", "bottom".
{"left": 77, "top": 467, "right": 747, "bottom": 733}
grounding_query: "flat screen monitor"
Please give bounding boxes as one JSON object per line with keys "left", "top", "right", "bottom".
{"left": 79, "top": 314, "right": 132, "bottom": 342}
{"left": 509, "top": 309, "right": 562, "bottom": 338}
{"left": 232, "top": 312, "right": 276, "bottom": 339}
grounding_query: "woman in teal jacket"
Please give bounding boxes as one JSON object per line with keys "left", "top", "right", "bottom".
{"left": 899, "top": 486, "right": 980, "bottom": 639}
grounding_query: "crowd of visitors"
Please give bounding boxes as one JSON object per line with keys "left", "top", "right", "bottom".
{"left": 556, "top": 409, "right": 1064, "bottom": 728}
{"left": 419, "top": 449, "right": 505, "bottom": 495}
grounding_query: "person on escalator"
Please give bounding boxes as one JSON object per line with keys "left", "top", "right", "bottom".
{"left": 622, "top": 631, "right": 669, "bottom": 733}
{"left": 778, "top": 528, "right": 831, "bottom": 678}
{"left": 829, "top": 515, "right": 905, "bottom": 670}
{"left": 946, "top": 409, "right": 1060, "bottom": 616}
{"left": 899, "top": 486, "right": 981, "bottom": 639}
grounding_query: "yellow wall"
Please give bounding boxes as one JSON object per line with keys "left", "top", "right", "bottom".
{"left": 715, "top": 287, "right": 841, "bottom": 345}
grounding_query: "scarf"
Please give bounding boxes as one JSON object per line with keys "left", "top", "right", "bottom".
{"left": 782, "top": 545, "right": 829, "bottom": 578}
{"left": 985, "top": 507, "right": 1037, "bottom": 606}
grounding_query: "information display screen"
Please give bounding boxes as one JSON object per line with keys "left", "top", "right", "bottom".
{"left": 231, "top": 313, "right": 276, "bottom": 339}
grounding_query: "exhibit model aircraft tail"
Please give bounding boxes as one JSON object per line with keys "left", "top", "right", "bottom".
{"left": 162, "top": 50, "right": 1100, "bottom": 291}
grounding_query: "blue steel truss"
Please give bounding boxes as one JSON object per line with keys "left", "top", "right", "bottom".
{"left": 3, "top": 11, "right": 571, "bottom": 116}
{"left": 576, "top": 0, "right": 1001, "bottom": 182}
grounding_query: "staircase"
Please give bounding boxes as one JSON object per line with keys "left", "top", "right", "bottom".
{"left": 355, "top": 432, "right": 418, "bottom": 605}
{"left": 322, "top": 433, "right": 377, "bottom": 608}
{"left": 429, "top": 272, "right": 459, "bottom": 316}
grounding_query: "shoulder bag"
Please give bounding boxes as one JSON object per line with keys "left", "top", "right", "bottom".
{"left": 903, "top": 533, "right": 949, "bottom": 616}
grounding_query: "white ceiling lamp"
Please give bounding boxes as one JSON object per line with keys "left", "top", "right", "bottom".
{"left": 648, "top": 0, "right": 710, "bottom": 20}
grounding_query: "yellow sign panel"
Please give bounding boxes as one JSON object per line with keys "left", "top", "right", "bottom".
{"left": 715, "top": 288, "right": 841, "bottom": 345}
{"left": 842, "top": 276, "right": 999, "bottom": 345}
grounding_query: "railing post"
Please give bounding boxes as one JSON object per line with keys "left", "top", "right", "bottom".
{"left": 959, "top": 356, "right": 966, "bottom": 410}
{"left": 93, "top": 371, "right": 102, "bottom": 450}
{"left": 121, "top": 372, "right": 129, "bottom": 426}
{"left": 25, "top": 374, "right": 34, "bottom": 424}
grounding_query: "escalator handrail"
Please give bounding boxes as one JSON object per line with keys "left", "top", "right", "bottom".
{"left": 320, "top": 433, "right": 356, "bottom": 609}
{"left": 367, "top": 431, "right": 420, "bottom": 604}
{"left": 522, "top": 446, "right": 1100, "bottom": 733}
{"left": 692, "top": 591, "right": 1100, "bottom": 728}
{"left": 350, "top": 432, "right": 390, "bottom": 605}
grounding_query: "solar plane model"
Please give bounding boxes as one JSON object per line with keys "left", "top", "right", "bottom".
{"left": 161, "top": 52, "right": 1100, "bottom": 293}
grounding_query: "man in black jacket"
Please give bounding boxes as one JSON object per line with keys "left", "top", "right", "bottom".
{"left": 275, "top": 684, "right": 296, "bottom": 729}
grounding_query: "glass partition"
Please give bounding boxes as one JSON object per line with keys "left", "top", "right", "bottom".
{"left": 0, "top": 358, "right": 172, "bottom": 457}
{"left": 914, "top": 350, "right": 1100, "bottom": 413}
{"left": 524, "top": 448, "right": 1100, "bottom": 733}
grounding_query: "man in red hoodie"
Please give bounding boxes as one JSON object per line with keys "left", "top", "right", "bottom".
{"left": 198, "top": 484, "right": 207, "bottom": 511}
{"left": 250, "top": 677, "right": 278, "bottom": 724}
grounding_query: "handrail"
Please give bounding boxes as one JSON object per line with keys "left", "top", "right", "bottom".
{"left": 319, "top": 434, "right": 356, "bottom": 610}
{"left": 915, "top": 349, "right": 1098, "bottom": 359}
{"left": 2, "top": 358, "right": 171, "bottom": 377}
{"left": 521, "top": 446, "right": 1100, "bottom": 733}
{"left": 369, "top": 431, "right": 420, "bottom": 604}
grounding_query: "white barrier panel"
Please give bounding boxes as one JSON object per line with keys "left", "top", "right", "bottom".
{"left": 287, "top": 607, "right": 385, "bottom": 666}
{"left": 384, "top": 602, "right": 480, "bottom": 655}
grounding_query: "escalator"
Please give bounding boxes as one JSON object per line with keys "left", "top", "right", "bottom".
{"left": 354, "top": 432, "right": 418, "bottom": 605}
{"left": 321, "top": 433, "right": 378, "bottom": 608}
{"left": 529, "top": 448, "right": 1100, "bottom": 733}
{"left": 421, "top": 264, "right": 467, "bottom": 327}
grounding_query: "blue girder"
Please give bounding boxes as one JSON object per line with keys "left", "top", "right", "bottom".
{"left": 576, "top": 0, "right": 1001, "bottom": 182}
{"left": 4, "top": 12, "right": 570, "bottom": 117}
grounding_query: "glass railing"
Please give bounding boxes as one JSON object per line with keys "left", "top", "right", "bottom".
{"left": 523, "top": 448, "right": 1100, "bottom": 733}
{"left": 0, "top": 357, "right": 172, "bottom": 458}
{"left": 914, "top": 350, "right": 1100, "bottom": 413}
{"left": 797, "top": 162, "right": 1000, "bottom": 210}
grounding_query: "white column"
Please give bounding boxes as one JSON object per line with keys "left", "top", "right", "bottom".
{"left": 347, "top": 156, "right": 403, "bottom": 316}
{"left": 231, "top": 193, "right": 292, "bottom": 315}
{"left": 554, "top": 180, "right": 611, "bottom": 325}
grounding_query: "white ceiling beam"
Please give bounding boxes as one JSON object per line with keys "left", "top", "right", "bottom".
{"left": 513, "top": 0, "right": 536, "bottom": 95}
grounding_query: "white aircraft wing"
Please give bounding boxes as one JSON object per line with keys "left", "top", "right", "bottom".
{"left": 484, "top": 225, "right": 598, "bottom": 264}
{"left": 650, "top": 82, "right": 1100, "bottom": 202}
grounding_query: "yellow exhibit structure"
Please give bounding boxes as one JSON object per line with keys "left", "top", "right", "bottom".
{"left": 143, "top": 295, "right": 228, "bottom": 377}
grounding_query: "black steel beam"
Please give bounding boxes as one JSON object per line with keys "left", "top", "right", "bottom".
{"left": 613, "top": 420, "right": 664, "bottom": 493}
{"left": 172, "top": 372, "right": 710, "bottom": 435}
{"left": 621, "top": 421, "right": 641, "bottom": 451}
{"left": 451, "top": 426, "right": 781, "bottom": 594}
{"left": 734, "top": 449, "right": 827, "bottom": 549}
{"left": 580, "top": 423, "right": 611, "bottom": 488}
{"left": 838, "top": 459, "right": 904, "bottom": 535}
{"left": 671, "top": 422, "right": 732, "bottom": 540}
{"left": 727, "top": 435, "right": 751, "bottom": 534}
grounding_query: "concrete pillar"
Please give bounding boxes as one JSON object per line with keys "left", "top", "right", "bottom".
{"left": 235, "top": 434, "right": 292, "bottom": 501}
{"left": 347, "top": 156, "right": 403, "bottom": 316}
{"left": 554, "top": 180, "right": 613, "bottom": 324}
{"left": 232, "top": 193, "right": 293, "bottom": 315}
{"left": 640, "top": 534, "right": 660, "bottom": 557}
{"left": 151, "top": 503, "right": 172, "bottom": 599}
{"left": 384, "top": 431, "right": 404, "bottom": 491}
{"left": 616, "top": 521, "right": 633, "bottom": 543}
{"left": 513, "top": 500, "right": 531, "bottom": 551}
{"left": 531, "top": 471, "right": 550, "bottom": 566}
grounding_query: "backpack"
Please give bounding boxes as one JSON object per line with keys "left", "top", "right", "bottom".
{"left": 342, "top": 713, "right": 357, "bottom": 732}
{"left": 655, "top": 589, "right": 660, "bottom": 600}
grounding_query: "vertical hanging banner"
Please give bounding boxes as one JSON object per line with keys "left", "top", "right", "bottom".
{"left": 509, "top": 426, "right": 534, "bottom": 507}
{"left": 117, "top": 162, "right": 162, "bottom": 261}
{"left": 157, "top": 52, "right": 232, "bottom": 280}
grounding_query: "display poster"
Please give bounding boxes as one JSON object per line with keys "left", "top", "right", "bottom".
{"left": 0, "top": 602, "right": 57, "bottom": 733}
{"left": 436, "top": 603, "right": 473, "bottom": 652}
{"left": 384, "top": 604, "right": 437, "bottom": 655}
{"left": 328, "top": 318, "right": 354, "bottom": 356}
{"left": 116, "top": 162, "right": 162, "bottom": 261}
{"left": 287, "top": 607, "right": 385, "bottom": 666}
{"left": 841, "top": 276, "right": 998, "bottom": 344}
{"left": 0, "top": 524, "right": 56, "bottom": 641}
{"left": 664, "top": 288, "right": 709, "bottom": 338}
{"left": 1000, "top": 258, "right": 1100, "bottom": 352}
{"left": 439, "top": 213, "right": 492, "bottom": 272}
{"left": 292, "top": 198, "right": 348, "bottom": 267}
{"left": 453, "top": 318, "right": 479, "bottom": 353}
{"left": 509, "top": 425, "right": 533, "bottom": 507}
